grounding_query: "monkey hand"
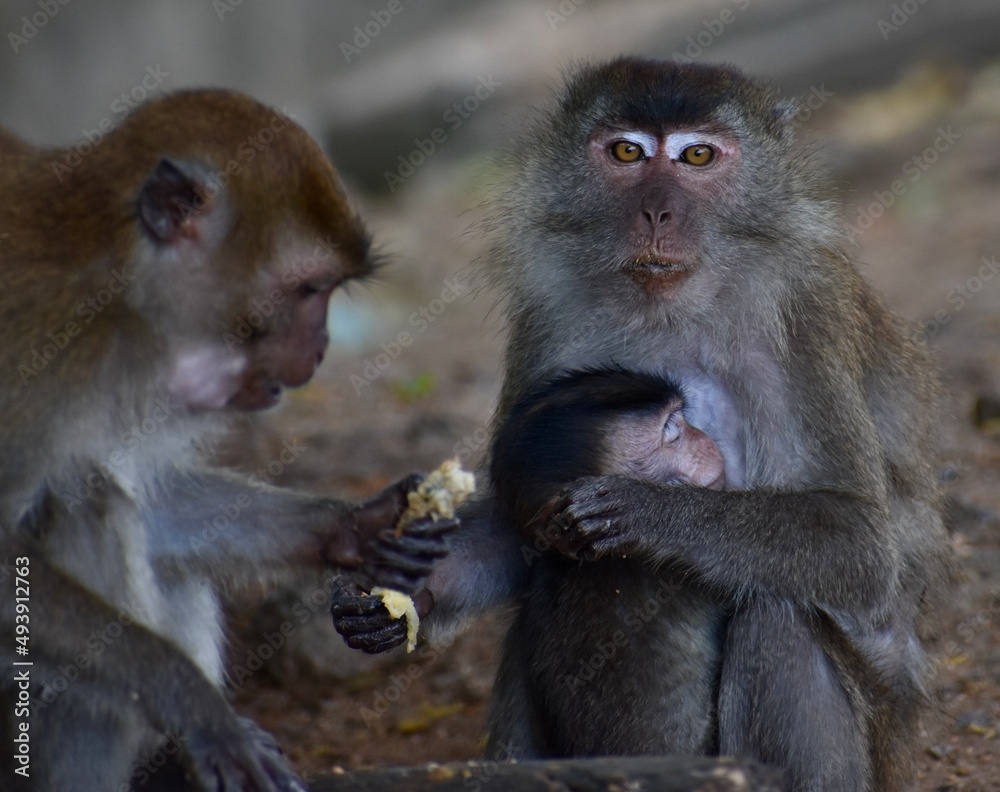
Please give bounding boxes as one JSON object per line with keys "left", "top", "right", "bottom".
{"left": 363, "top": 513, "right": 457, "bottom": 593}
{"left": 331, "top": 578, "right": 434, "bottom": 653}
{"left": 322, "top": 474, "right": 458, "bottom": 579}
{"left": 184, "top": 715, "right": 307, "bottom": 792}
{"left": 347, "top": 472, "right": 459, "bottom": 593}
{"left": 321, "top": 474, "right": 422, "bottom": 568}
{"left": 548, "top": 475, "right": 652, "bottom": 561}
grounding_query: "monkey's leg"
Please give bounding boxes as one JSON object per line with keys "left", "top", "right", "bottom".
{"left": 0, "top": 679, "right": 149, "bottom": 792}
{"left": 485, "top": 616, "right": 551, "bottom": 760}
{"left": 718, "top": 597, "right": 869, "bottom": 792}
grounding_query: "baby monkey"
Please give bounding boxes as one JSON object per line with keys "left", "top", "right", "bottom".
{"left": 486, "top": 367, "right": 731, "bottom": 758}
{"left": 492, "top": 366, "right": 725, "bottom": 550}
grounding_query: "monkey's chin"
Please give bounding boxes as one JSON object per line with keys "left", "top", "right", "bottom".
{"left": 625, "top": 258, "right": 691, "bottom": 296}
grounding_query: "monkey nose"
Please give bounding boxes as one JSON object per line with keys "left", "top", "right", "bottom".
{"left": 642, "top": 208, "right": 672, "bottom": 229}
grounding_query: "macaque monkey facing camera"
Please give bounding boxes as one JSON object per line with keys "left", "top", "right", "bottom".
{"left": 0, "top": 90, "right": 454, "bottom": 792}
{"left": 333, "top": 58, "right": 951, "bottom": 792}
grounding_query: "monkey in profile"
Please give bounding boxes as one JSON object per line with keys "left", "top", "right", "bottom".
{"left": 333, "top": 58, "right": 950, "bottom": 792}
{"left": 0, "top": 90, "right": 454, "bottom": 792}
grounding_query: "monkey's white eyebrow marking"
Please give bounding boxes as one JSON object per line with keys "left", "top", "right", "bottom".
{"left": 664, "top": 132, "right": 719, "bottom": 160}
{"left": 615, "top": 131, "right": 659, "bottom": 157}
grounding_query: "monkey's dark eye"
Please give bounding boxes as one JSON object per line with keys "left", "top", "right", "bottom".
{"left": 679, "top": 144, "right": 714, "bottom": 166}
{"left": 611, "top": 141, "right": 644, "bottom": 163}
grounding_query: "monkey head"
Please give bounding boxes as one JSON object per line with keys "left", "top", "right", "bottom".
{"left": 602, "top": 394, "right": 725, "bottom": 491}
{"left": 490, "top": 368, "right": 726, "bottom": 535}
{"left": 116, "top": 90, "right": 371, "bottom": 411}
{"left": 495, "top": 58, "right": 836, "bottom": 317}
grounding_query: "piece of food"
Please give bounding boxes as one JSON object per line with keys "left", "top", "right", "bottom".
{"left": 398, "top": 458, "right": 476, "bottom": 529}
{"left": 370, "top": 586, "right": 420, "bottom": 652}
{"left": 371, "top": 459, "right": 475, "bottom": 652}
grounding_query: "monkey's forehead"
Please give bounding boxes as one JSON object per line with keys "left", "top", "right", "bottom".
{"left": 559, "top": 57, "right": 780, "bottom": 132}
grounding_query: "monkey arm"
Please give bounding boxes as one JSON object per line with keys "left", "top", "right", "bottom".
{"left": 549, "top": 476, "right": 899, "bottom": 618}
{"left": 145, "top": 468, "right": 453, "bottom": 583}
{"left": 422, "top": 495, "right": 531, "bottom": 636}
{"left": 0, "top": 549, "right": 306, "bottom": 791}
{"left": 145, "top": 466, "right": 355, "bottom": 570}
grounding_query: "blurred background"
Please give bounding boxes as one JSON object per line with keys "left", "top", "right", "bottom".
{"left": 3, "top": 1, "right": 999, "bottom": 788}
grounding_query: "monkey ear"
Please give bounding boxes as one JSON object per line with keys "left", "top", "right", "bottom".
{"left": 137, "top": 158, "right": 212, "bottom": 244}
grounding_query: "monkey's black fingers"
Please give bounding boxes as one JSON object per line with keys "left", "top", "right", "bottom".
{"left": 560, "top": 513, "right": 634, "bottom": 562}
{"left": 543, "top": 508, "right": 584, "bottom": 560}
{"left": 365, "top": 567, "right": 429, "bottom": 594}
{"left": 361, "top": 556, "right": 432, "bottom": 600}
{"left": 576, "top": 532, "right": 616, "bottom": 563}
{"left": 362, "top": 523, "right": 455, "bottom": 591}
{"left": 400, "top": 514, "right": 461, "bottom": 540}
{"left": 344, "top": 619, "right": 410, "bottom": 654}
{"left": 329, "top": 580, "right": 392, "bottom": 621}
{"left": 547, "top": 479, "right": 631, "bottom": 560}
{"left": 334, "top": 605, "right": 400, "bottom": 633}
{"left": 379, "top": 472, "right": 426, "bottom": 509}
{"left": 394, "top": 472, "right": 426, "bottom": 492}
{"left": 330, "top": 580, "right": 411, "bottom": 653}
{"left": 329, "top": 577, "right": 366, "bottom": 607}
{"left": 330, "top": 597, "right": 409, "bottom": 653}
{"left": 376, "top": 528, "right": 452, "bottom": 560}
{"left": 372, "top": 534, "right": 450, "bottom": 574}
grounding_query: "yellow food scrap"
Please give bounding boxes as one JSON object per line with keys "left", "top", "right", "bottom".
{"left": 371, "top": 587, "right": 419, "bottom": 653}
{"left": 399, "top": 458, "right": 476, "bottom": 527}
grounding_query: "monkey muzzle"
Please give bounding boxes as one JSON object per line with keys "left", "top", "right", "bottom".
{"left": 625, "top": 257, "right": 690, "bottom": 295}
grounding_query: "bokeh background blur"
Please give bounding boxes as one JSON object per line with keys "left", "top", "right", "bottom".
{"left": 3, "top": 2, "right": 999, "bottom": 788}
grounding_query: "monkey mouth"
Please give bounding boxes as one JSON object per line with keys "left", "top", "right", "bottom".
{"left": 625, "top": 257, "right": 691, "bottom": 294}
{"left": 627, "top": 257, "right": 689, "bottom": 274}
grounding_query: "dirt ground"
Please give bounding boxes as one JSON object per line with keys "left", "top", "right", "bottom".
{"left": 228, "top": 60, "right": 1000, "bottom": 790}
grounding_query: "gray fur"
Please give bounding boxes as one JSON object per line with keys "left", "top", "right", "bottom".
{"left": 429, "top": 58, "right": 949, "bottom": 792}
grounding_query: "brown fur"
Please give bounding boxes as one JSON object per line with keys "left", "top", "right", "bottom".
{"left": 0, "top": 90, "right": 448, "bottom": 792}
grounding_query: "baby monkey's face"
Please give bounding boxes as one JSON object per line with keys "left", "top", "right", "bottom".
{"left": 606, "top": 396, "right": 726, "bottom": 491}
